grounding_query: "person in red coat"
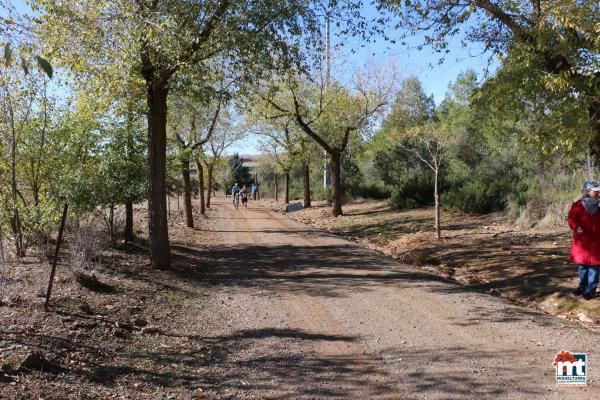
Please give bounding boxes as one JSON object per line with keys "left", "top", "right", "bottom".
{"left": 568, "top": 181, "right": 600, "bottom": 300}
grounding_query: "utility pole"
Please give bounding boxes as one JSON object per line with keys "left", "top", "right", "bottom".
{"left": 323, "top": 11, "right": 331, "bottom": 189}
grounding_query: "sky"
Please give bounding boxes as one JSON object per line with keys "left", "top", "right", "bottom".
{"left": 234, "top": 10, "right": 497, "bottom": 155}
{"left": 233, "top": 2, "right": 498, "bottom": 155}
{"left": 8, "top": 0, "right": 497, "bottom": 155}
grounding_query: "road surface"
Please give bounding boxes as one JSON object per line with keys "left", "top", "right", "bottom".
{"left": 186, "top": 197, "right": 598, "bottom": 399}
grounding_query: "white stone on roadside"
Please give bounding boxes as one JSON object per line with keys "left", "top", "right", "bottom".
{"left": 140, "top": 326, "right": 161, "bottom": 334}
{"left": 577, "top": 312, "right": 594, "bottom": 323}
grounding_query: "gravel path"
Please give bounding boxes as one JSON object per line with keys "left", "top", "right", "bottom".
{"left": 192, "top": 197, "right": 599, "bottom": 399}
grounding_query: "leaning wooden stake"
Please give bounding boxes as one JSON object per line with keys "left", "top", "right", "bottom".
{"left": 44, "top": 203, "right": 69, "bottom": 311}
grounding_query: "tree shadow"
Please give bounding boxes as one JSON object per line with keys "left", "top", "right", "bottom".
{"left": 167, "top": 242, "right": 456, "bottom": 299}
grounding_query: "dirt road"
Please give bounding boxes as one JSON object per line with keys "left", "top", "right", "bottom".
{"left": 190, "top": 198, "right": 599, "bottom": 399}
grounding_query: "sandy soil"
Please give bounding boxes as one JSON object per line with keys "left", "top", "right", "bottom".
{"left": 258, "top": 199, "right": 600, "bottom": 325}
{"left": 193, "top": 198, "right": 598, "bottom": 399}
{"left": 1, "top": 197, "right": 599, "bottom": 399}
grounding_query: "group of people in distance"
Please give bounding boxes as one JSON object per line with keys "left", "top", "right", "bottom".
{"left": 230, "top": 182, "right": 258, "bottom": 211}
{"left": 569, "top": 181, "right": 600, "bottom": 300}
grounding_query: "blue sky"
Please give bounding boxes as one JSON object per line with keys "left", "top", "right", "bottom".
{"left": 10, "top": 0, "right": 497, "bottom": 155}
{"left": 236, "top": 8, "right": 497, "bottom": 155}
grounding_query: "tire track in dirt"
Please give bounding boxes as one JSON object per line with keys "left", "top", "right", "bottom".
{"left": 220, "top": 201, "right": 400, "bottom": 398}
{"left": 198, "top": 198, "right": 600, "bottom": 399}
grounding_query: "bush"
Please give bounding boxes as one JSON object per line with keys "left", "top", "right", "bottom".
{"left": 389, "top": 175, "right": 434, "bottom": 209}
{"left": 311, "top": 186, "right": 333, "bottom": 204}
{"left": 442, "top": 157, "right": 519, "bottom": 213}
{"left": 352, "top": 182, "right": 391, "bottom": 200}
{"left": 511, "top": 169, "right": 581, "bottom": 228}
{"left": 442, "top": 179, "right": 510, "bottom": 214}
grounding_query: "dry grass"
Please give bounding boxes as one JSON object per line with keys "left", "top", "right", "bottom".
{"left": 68, "top": 217, "right": 110, "bottom": 289}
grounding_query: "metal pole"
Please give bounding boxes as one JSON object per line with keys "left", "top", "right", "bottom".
{"left": 325, "top": 12, "right": 331, "bottom": 86}
{"left": 44, "top": 203, "right": 68, "bottom": 311}
{"left": 323, "top": 12, "right": 331, "bottom": 189}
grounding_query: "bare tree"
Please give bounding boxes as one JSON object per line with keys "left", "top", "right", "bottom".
{"left": 203, "top": 110, "right": 241, "bottom": 208}
{"left": 171, "top": 98, "right": 221, "bottom": 228}
{"left": 397, "top": 122, "right": 457, "bottom": 239}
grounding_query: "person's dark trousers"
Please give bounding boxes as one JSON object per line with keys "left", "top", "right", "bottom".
{"left": 253, "top": 192, "right": 256, "bottom": 200}
{"left": 578, "top": 265, "right": 600, "bottom": 296}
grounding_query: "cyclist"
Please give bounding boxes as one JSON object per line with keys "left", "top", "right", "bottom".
{"left": 231, "top": 182, "right": 240, "bottom": 209}
{"left": 240, "top": 185, "right": 249, "bottom": 210}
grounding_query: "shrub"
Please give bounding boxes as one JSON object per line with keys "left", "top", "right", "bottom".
{"left": 352, "top": 182, "right": 391, "bottom": 200}
{"left": 389, "top": 175, "right": 434, "bottom": 209}
{"left": 442, "top": 179, "right": 510, "bottom": 214}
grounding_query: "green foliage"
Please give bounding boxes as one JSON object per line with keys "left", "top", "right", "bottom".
{"left": 380, "top": 0, "right": 600, "bottom": 159}
{"left": 443, "top": 174, "right": 511, "bottom": 214}
{"left": 351, "top": 182, "right": 391, "bottom": 200}
{"left": 389, "top": 175, "right": 434, "bottom": 210}
{"left": 228, "top": 153, "right": 251, "bottom": 187}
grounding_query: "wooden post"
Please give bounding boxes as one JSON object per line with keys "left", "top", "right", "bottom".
{"left": 44, "top": 203, "right": 68, "bottom": 311}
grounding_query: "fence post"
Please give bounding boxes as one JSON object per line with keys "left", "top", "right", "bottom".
{"left": 44, "top": 203, "right": 68, "bottom": 311}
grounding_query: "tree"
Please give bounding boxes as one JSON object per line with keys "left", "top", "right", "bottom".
{"left": 35, "top": 0, "right": 359, "bottom": 269}
{"left": 252, "top": 93, "right": 320, "bottom": 207}
{"left": 94, "top": 119, "right": 147, "bottom": 246}
{"left": 379, "top": 0, "right": 600, "bottom": 163}
{"left": 0, "top": 65, "right": 64, "bottom": 257}
{"left": 204, "top": 108, "right": 240, "bottom": 208}
{"left": 396, "top": 122, "right": 456, "bottom": 239}
{"left": 370, "top": 76, "right": 439, "bottom": 209}
{"left": 260, "top": 65, "right": 394, "bottom": 216}
{"left": 169, "top": 95, "right": 220, "bottom": 228}
{"left": 227, "top": 153, "right": 251, "bottom": 188}
{"left": 260, "top": 139, "right": 291, "bottom": 203}
{"left": 1, "top": 2, "right": 53, "bottom": 78}
{"left": 255, "top": 121, "right": 305, "bottom": 204}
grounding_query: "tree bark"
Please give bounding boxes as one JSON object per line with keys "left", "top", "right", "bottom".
{"left": 109, "top": 203, "right": 116, "bottom": 247}
{"left": 284, "top": 171, "right": 290, "bottom": 204}
{"left": 303, "top": 162, "right": 311, "bottom": 208}
{"left": 330, "top": 150, "right": 343, "bottom": 217}
{"left": 181, "top": 156, "right": 194, "bottom": 228}
{"left": 196, "top": 160, "right": 206, "bottom": 215}
{"left": 124, "top": 107, "right": 135, "bottom": 243}
{"left": 274, "top": 176, "right": 279, "bottom": 202}
{"left": 125, "top": 201, "right": 134, "bottom": 242}
{"left": 146, "top": 79, "right": 171, "bottom": 269}
{"left": 206, "top": 163, "right": 214, "bottom": 208}
{"left": 10, "top": 123, "right": 24, "bottom": 257}
{"left": 434, "top": 167, "right": 441, "bottom": 239}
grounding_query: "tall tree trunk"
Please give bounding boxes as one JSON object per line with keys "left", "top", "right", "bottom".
{"left": 303, "top": 162, "right": 311, "bottom": 208}
{"left": 274, "top": 176, "right": 279, "bottom": 202}
{"left": 284, "top": 171, "right": 290, "bottom": 204}
{"left": 124, "top": 107, "right": 135, "bottom": 243}
{"left": 206, "top": 163, "right": 214, "bottom": 208}
{"left": 330, "top": 150, "right": 343, "bottom": 217}
{"left": 109, "top": 203, "right": 115, "bottom": 247}
{"left": 434, "top": 167, "right": 441, "bottom": 239}
{"left": 125, "top": 201, "right": 134, "bottom": 243}
{"left": 196, "top": 160, "right": 206, "bottom": 215}
{"left": 10, "top": 128, "right": 24, "bottom": 257}
{"left": 181, "top": 156, "right": 194, "bottom": 228}
{"left": 146, "top": 79, "right": 171, "bottom": 269}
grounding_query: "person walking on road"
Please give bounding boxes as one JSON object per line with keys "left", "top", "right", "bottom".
{"left": 240, "top": 185, "right": 249, "bottom": 211}
{"left": 231, "top": 182, "right": 241, "bottom": 209}
{"left": 568, "top": 180, "right": 600, "bottom": 300}
{"left": 251, "top": 183, "right": 258, "bottom": 201}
